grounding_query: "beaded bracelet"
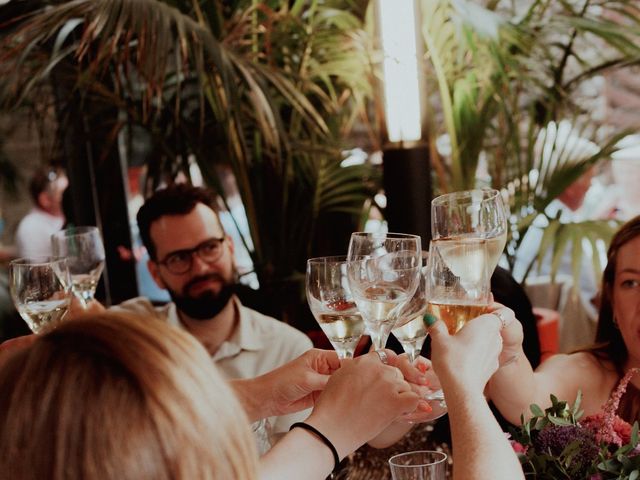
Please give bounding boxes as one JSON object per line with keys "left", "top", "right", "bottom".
{"left": 289, "top": 421, "right": 340, "bottom": 471}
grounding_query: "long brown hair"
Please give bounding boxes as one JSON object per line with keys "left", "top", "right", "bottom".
{"left": 0, "top": 312, "right": 258, "bottom": 480}
{"left": 588, "top": 215, "right": 640, "bottom": 422}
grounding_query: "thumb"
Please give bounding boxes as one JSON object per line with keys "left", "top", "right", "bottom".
{"left": 304, "top": 371, "right": 332, "bottom": 393}
{"left": 425, "top": 313, "right": 448, "bottom": 339}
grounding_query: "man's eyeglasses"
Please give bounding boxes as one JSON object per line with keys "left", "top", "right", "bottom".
{"left": 157, "top": 237, "right": 226, "bottom": 274}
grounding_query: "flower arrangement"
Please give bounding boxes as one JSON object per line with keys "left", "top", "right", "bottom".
{"left": 509, "top": 369, "right": 640, "bottom": 479}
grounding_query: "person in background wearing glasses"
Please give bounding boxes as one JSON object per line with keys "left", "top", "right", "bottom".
{"left": 111, "top": 183, "right": 313, "bottom": 442}
{"left": 14, "top": 166, "right": 68, "bottom": 257}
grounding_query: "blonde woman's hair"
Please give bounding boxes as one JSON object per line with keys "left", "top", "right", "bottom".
{"left": 0, "top": 311, "right": 258, "bottom": 480}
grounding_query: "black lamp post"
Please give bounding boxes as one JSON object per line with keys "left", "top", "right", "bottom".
{"left": 377, "top": 0, "right": 432, "bottom": 247}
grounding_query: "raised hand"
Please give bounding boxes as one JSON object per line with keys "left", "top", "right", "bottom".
{"left": 231, "top": 348, "right": 341, "bottom": 421}
{"left": 305, "top": 349, "right": 420, "bottom": 459}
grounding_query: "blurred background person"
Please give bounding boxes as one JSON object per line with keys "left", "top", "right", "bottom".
{"left": 14, "top": 166, "right": 67, "bottom": 257}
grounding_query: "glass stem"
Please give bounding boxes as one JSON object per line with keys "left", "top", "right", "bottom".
{"left": 370, "top": 330, "right": 390, "bottom": 351}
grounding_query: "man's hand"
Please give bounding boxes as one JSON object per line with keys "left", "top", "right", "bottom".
{"left": 66, "top": 297, "right": 106, "bottom": 320}
{"left": 231, "top": 349, "right": 341, "bottom": 422}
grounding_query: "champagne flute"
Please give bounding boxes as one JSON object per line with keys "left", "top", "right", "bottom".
{"left": 306, "top": 256, "right": 365, "bottom": 359}
{"left": 426, "top": 239, "right": 492, "bottom": 334}
{"left": 391, "top": 251, "right": 429, "bottom": 363}
{"left": 391, "top": 251, "right": 448, "bottom": 422}
{"left": 431, "top": 188, "right": 508, "bottom": 274}
{"left": 51, "top": 226, "right": 105, "bottom": 306}
{"left": 347, "top": 232, "right": 421, "bottom": 351}
{"left": 9, "top": 257, "right": 72, "bottom": 333}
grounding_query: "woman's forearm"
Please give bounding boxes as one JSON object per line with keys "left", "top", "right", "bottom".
{"left": 487, "top": 346, "right": 540, "bottom": 425}
{"left": 259, "top": 428, "right": 334, "bottom": 480}
{"left": 446, "top": 387, "right": 524, "bottom": 480}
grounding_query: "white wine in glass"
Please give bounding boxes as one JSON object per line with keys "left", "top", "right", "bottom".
{"left": 392, "top": 252, "right": 429, "bottom": 363}
{"left": 9, "top": 257, "right": 72, "bottom": 333}
{"left": 431, "top": 188, "right": 508, "bottom": 274}
{"left": 51, "top": 226, "right": 105, "bottom": 306}
{"left": 347, "top": 232, "right": 421, "bottom": 351}
{"left": 306, "top": 256, "right": 365, "bottom": 359}
{"left": 426, "top": 239, "right": 491, "bottom": 334}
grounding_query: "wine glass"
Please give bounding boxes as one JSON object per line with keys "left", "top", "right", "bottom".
{"left": 426, "top": 239, "right": 492, "bottom": 334}
{"left": 51, "top": 226, "right": 105, "bottom": 306}
{"left": 388, "top": 450, "right": 448, "bottom": 480}
{"left": 8, "top": 257, "right": 72, "bottom": 333}
{"left": 347, "top": 232, "right": 421, "bottom": 351}
{"left": 306, "top": 256, "right": 365, "bottom": 359}
{"left": 391, "top": 251, "right": 429, "bottom": 363}
{"left": 431, "top": 188, "right": 508, "bottom": 273}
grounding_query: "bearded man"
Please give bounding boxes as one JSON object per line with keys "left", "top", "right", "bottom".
{"left": 114, "top": 184, "right": 312, "bottom": 439}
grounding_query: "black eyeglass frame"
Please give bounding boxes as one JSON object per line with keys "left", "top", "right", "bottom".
{"left": 156, "top": 237, "right": 226, "bottom": 274}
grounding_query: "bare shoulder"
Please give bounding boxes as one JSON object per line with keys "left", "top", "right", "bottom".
{"left": 537, "top": 352, "right": 617, "bottom": 413}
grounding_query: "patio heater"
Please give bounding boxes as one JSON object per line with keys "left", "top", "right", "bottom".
{"left": 377, "top": 0, "right": 431, "bottom": 245}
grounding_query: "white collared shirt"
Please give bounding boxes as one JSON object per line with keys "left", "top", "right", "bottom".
{"left": 112, "top": 295, "right": 313, "bottom": 434}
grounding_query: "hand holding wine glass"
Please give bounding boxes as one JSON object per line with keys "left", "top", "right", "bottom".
{"left": 51, "top": 226, "right": 105, "bottom": 306}
{"left": 306, "top": 256, "right": 365, "bottom": 359}
{"left": 8, "top": 257, "right": 72, "bottom": 333}
{"left": 347, "top": 232, "right": 421, "bottom": 351}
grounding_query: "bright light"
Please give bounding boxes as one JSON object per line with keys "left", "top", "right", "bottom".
{"left": 378, "top": 0, "right": 422, "bottom": 143}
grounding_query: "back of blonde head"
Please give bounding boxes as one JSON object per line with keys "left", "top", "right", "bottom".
{"left": 0, "top": 312, "right": 258, "bottom": 480}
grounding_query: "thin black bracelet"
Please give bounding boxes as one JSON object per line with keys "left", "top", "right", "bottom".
{"left": 289, "top": 421, "right": 340, "bottom": 471}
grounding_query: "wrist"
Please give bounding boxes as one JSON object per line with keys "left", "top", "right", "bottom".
{"left": 289, "top": 422, "right": 340, "bottom": 471}
{"left": 230, "top": 377, "right": 269, "bottom": 422}
{"left": 305, "top": 412, "right": 357, "bottom": 461}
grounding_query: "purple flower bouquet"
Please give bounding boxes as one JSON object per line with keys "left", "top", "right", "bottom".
{"left": 508, "top": 369, "right": 640, "bottom": 479}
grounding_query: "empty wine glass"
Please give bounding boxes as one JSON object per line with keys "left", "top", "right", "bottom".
{"left": 431, "top": 188, "right": 508, "bottom": 273}
{"left": 426, "top": 239, "right": 492, "bottom": 334}
{"left": 347, "top": 232, "right": 421, "bottom": 351}
{"left": 51, "top": 226, "right": 105, "bottom": 306}
{"left": 9, "top": 257, "right": 72, "bottom": 333}
{"left": 391, "top": 251, "right": 429, "bottom": 363}
{"left": 306, "top": 256, "right": 365, "bottom": 359}
{"left": 389, "top": 450, "right": 448, "bottom": 480}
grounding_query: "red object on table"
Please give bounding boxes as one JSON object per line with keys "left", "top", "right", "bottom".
{"left": 533, "top": 307, "right": 560, "bottom": 362}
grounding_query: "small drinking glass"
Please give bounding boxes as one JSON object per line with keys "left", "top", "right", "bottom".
{"left": 8, "top": 257, "right": 72, "bottom": 333}
{"left": 51, "top": 226, "right": 105, "bottom": 306}
{"left": 347, "top": 232, "right": 421, "bottom": 351}
{"left": 431, "top": 188, "right": 508, "bottom": 274}
{"left": 426, "top": 238, "right": 491, "bottom": 335}
{"left": 306, "top": 256, "right": 365, "bottom": 359}
{"left": 389, "top": 450, "right": 448, "bottom": 480}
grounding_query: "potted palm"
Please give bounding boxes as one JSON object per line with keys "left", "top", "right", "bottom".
{"left": 0, "top": 0, "right": 379, "bottom": 323}
{"left": 414, "top": 0, "right": 640, "bottom": 284}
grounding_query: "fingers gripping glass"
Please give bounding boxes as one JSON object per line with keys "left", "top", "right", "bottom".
{"left": 157, "top": 237, "right": 226, "bottom": 274}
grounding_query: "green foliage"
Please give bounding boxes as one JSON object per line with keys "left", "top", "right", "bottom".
{"left": 417, "top": 0, "right": 640, "bottom": 284}
{"left": 0, "top": 0, "right": 379, "bottom": 304}
{"left": 511, "top": 393, "right": 640, "bottom": 479}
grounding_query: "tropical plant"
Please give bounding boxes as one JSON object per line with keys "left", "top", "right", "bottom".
{"left": 0, "top": 0, "right": 379, "bottom": 318}
{"left": 415, "top": 0, "right": 640, "bottom": 283}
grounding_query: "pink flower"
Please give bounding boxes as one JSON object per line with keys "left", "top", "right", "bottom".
{"left": 582, "top": 412, "right": 632, "bottom": 446}
{"left": 511, "top": 441, "right": 528, "bottom": 454}
{"left": 589, "top": 368, "right": 640, "bottom": 446}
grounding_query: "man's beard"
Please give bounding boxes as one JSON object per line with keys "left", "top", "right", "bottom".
{"left": 167, "top": 274, "right": 236, "bottom": 320}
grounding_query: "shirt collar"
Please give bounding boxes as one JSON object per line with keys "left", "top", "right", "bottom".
{"left": 228, "top": 296, "right": 264, "bottom": 352}
{"left": 169, "top": 296, "right": 264, "bottom": 360}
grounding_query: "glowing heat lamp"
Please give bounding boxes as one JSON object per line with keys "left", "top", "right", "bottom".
{"left": 378, "top": 0, "right": 422, "bottom": 143}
